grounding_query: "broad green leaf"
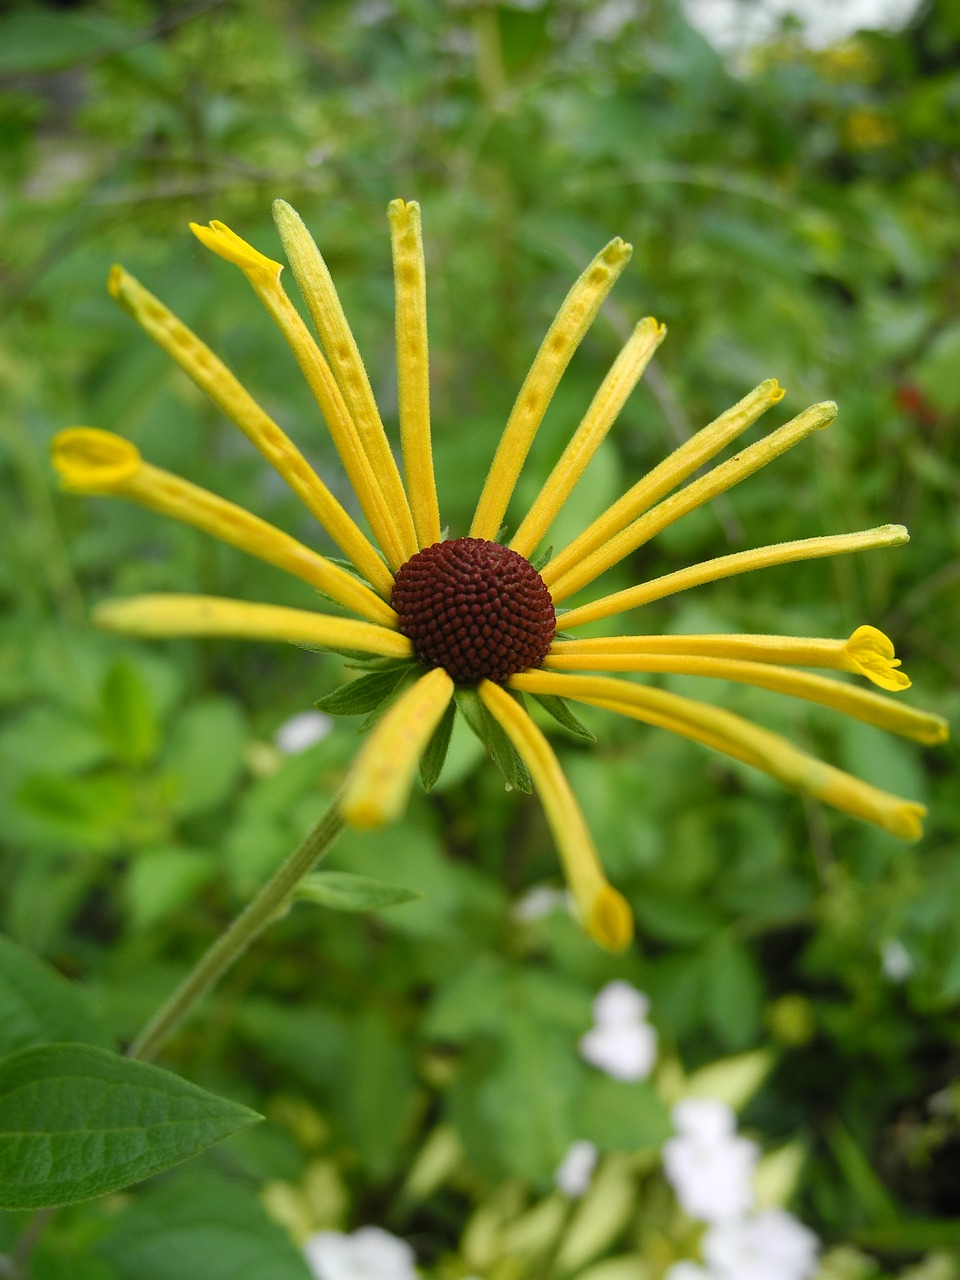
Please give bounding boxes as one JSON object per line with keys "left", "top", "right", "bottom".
{"left": 163, "top": 699, "right": 247, "bottom": 818}
{"left": 125, "top": 846, "right": 216, "bottom": 931}
{"left": 97, "top": 1171, "right": 311, "bottom": 1280}
{"left": 339, "top": 1009, "right": 414, "bottom": 1179}
{"left": 295, "top": 870, "right": 422, "bottom": 912}
{"left": 0, "top": 934, "right": 108, "bottom": 1058}
{"left": 0, "top": 11, "right": 129, "bottom": 73}
{"left": 101, "top": 659, "right": 158, "bottom": 768}
{"left": 420, "top": 701, "right": 456, "bottom": 791}
{"left": 577, "top": 1076, "right": 672, "bottom": 1152}
{"left": 0, "top": 1043, "right": 260, "bottom": 1209}
{"left": 704, "top": 932, "right": 763, "bottom": 1048}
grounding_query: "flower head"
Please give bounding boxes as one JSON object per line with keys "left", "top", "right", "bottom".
{"left": 303, "top": 1227, "right": 418, "bottom": 1280}
{"left": 579, "top": 979, "right": 658, "bottom": 1080}
{"left": 54, "top": 198, "right": 948, "bottom": 951}
{"left": 663, "top": 1098, "right": 759, "bottom": 1223}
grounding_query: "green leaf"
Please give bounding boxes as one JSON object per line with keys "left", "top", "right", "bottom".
{"left": 314, "top": 664, "right": 417, "bottom": 715}
{"left": 100, "top": 659, "right": 158, "bottom": 768}
{"left": 125, "top": 846, "right": 216, "bottom": 931}
{"left": 97, "top": 1171, "right": 312, "bottom": 1280}
{"left": 295, "top": 870, "right": 422, "bottom": 913}
{"left": 704, "top": 932, "right": 764, "bottom": 1048}
{"left": 578, "top": 1076, "right": 672, "bottom": 1152}
{"left": 163, "top": 699, "right": 247, "bottom": 818}
{"left": 339, "top": 1009, "right": 414, "bottom": 1180}
{"left": 454, "top": 687, "right": 532, "bottom": 793}
{"left": 531, "top": 693, "right": 597, "bottom": 742}
{"left": 0, "top": 1043, "right": 260, "bottom": 1209}
{"left": 0, "top": 11, "right": 129, "bottom": 73}
{"left": 0, "top": 934, "right": 108, "bottom": 1058}
{"left": 420, "top": 702, "right": 456, "bottom": 791}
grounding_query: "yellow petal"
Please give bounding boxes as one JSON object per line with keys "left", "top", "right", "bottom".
{"left": 511, "top": 670, "right": 928, "bottom": 842}
{"left": 543, "top": 377, "right": 784, "bottom": 587}
{"left": 93, "top": 594, "right": 412, "bottom": 657}
{"left": 470, "top": 237, "right": 633, "bottom": 542}
{"left": 189, "top": 220, "right": 282, "bottom": 285}
{"left": 542, "top": 649, "right": 945, "bottom": 744}
{"left": 388, "top": 198, "right": 442, "bottom": 549}
{"left": 52, "top": 427, "right": 141, "bottom": 490}
{"left": 844, "top": 624, "right": 911, "bottom": 691}
{"left": 559, "top": 525, "right": 910, "bottom": 629}
{"left": 479, "top": 680, "right": 633, "bottom": 952}
{"left": 193, "top": 215, "right": 410, "bottom": 571}
{"left": 548, "top": 400, "right": 837, "bottom": 602}
{"left": 272, "top": 199, "right": 418, "bottom": 561}
{"left": 50, "top": 428, "right": 395, "bottom": 627}
{"left": 108, "top": 264, "right": 394, "bottom": 597}
{"left": 341, "top": 668, "right": 454, "bottom": 827}
{"left": 509, "top": 317, "right": 666, "bottom": 559}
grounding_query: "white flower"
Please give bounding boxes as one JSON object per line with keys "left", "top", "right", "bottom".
{"left": 881, "top": 938, "right": 914, "bottom": 982}
{"left": 703, "top": 1209, "right": 819, "bottom": 1280}
{"left": 592, "top": 979, "right": 650, "bottom": 1026}
{"left": 275, "top": 710, "right": 333, "bottom": 754}
{"left": 579, "top": 980, "right": 657, "bottom": 1081}
{"left": 663, "top": 1098, "right": 758, "bottom": 1224}
{"left": 512, "top": 884, "right": 570, "bottom": 921}
{"left": 303, "top": 1227, "right": 418, "bottom": 1280}
{"left": 555, "top": 1139, "right": 599, "bottom": 1197}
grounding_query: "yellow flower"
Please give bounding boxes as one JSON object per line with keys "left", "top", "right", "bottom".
{"left": 52, "top": 199, "right": 948, "bottom": 953}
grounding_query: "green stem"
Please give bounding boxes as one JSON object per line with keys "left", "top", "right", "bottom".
{"left": 127, "top": 793, "right": 345, "bottom": 1063}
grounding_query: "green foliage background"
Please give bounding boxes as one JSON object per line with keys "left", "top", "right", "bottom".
{"left": 0, "top": 0, "right": 959, "bottom": 1276}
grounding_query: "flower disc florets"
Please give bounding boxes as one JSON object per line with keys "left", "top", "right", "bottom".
{"left": 392, "top": 537, "right": 556, "bottom": 683}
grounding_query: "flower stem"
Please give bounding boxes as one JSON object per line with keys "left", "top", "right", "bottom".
{"left": 127, "top": 794, "right": 345, "bottom": 1063}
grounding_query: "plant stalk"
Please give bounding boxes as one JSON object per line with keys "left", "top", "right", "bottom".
{"left": 127, "top": 794, "right": 345, "bottom": 1062}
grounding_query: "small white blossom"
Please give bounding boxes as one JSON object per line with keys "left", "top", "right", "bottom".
{"left": 881, "top": 938, "right": 914, "bottom": 983}
{"left": 663, "top": 1098, "right": 758, "bottom": 1223}
{"left": 579, "top": 980, "right": 657, "bottom": 1081}
{"left": 555, "top": 1139, "right": 598, "bottom": 1197}
{"left": 703, "top": 1209, "right": 819, "bottom": 1280}
{"left": 592, "top": 979, "right": 650, "bottom": 1027}
{"left": 513, "top": 884, "right": 570, "bottom": 921}
{"left": 304, "top": 1227, "right": 418, "bottom": 1280}
{"left": 275, "top": 710, "right": 334, "bottom": 755}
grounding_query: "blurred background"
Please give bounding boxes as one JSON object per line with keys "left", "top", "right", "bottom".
{"left": 1, "top": 0, "right": 959, "bottom": 1276}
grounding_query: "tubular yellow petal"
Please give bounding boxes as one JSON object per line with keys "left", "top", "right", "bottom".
{"left": 189, "top": 220, "right": 282, "bottom": 286}
{"left": 558, "top": 525, "right": 910, "bottom": 630}
{"left": 92, "top": 594, "right": 412, "bottom": 657}
{"left": 509, "top": 317, "right": 666, "bottom": 559}
{"left": 479, "top": 680, "right": 633, "bottom": 952}
{"left": 341, "top": 668, "right": 454, "bottom": 828}
{"left": 541, "top": 650, "right": 946, "bottom": 744}
{"left": 470, "top": 237, "right": 634, "bottom": 542}
{"left": 511, "top": 670, "right": 927, "bottom": 842}
{"left": 272, "top": 199, "right": 418, "bottom": 561}
{"left": 52, "top": 426, "right": 141, "bottom": 490}
{"left": 548, "top": 400, "right": 837, "bottom": 602}
{"left": 543, "top": 378, "right": 784, "bottom": 586}
{"left": 192, "top": 216, "right": 409, "bottom": 571}
{"left": 388, "top": 199, "right": 441, "bottom": 550}
{"left": 551, "top": 625, "right": 913, "bottom": 692}
{"left": 52, "top": 428, "right": 395, "bottom": 626}
{"left": 108, "top": 265, "right": 394, "bottom": 597}
{"left": 845, "top": 625, "right": 911, "bottom": 691}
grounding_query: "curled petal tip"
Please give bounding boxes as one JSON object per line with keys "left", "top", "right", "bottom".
{"left": 190, "top": 220, "right": 283, "bottom": 282}
{"left": 845, "top": 625, "right": 911, "bottom": 691}
{"left": 51, "top": 427, "right": 141, "bottom": 492}
{"left": 891, "top": 802, "right": 926, "bottom": 842}
{"left": 340, "top": 793, "right": 390, "bottom": 830}
{"left": 769, "top": 379, "right": 786, "bottom": 403}
{"left": 586, "top": 885, "right": 634, "bottom": 954}
{"left": 107, "top": 263, "right": 126, "bottom": 299}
